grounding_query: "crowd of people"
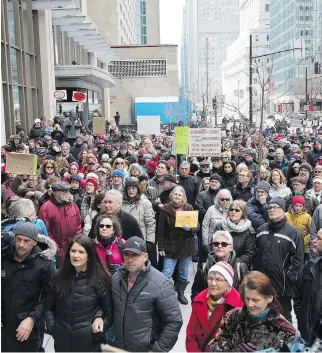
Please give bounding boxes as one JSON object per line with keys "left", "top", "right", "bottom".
{"left": 1, "top": 112, "right": 322, "bottom": 352}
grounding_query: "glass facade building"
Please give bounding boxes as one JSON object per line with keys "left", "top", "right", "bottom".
{"left": 137, "top": 0, "right": 147, "bottom": 44}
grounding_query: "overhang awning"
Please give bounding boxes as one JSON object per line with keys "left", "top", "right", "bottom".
{"left": 55, "top": 65, "right": 115, "bottom": 88}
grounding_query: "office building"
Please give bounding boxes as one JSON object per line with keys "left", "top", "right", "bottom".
{"left": 137, "top": 0, "right": 160, "bottom": 44}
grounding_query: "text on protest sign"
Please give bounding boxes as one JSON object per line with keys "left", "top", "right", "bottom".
{"left": 175, "top": 127, "right": 190, "bottom": 154}
{"left": 189, "top": 128, "right": 221, "bottom": 157}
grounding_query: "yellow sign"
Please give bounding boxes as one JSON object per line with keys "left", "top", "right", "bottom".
{"left": 93, "top": 117, "right": 106, "bottom": 134}
{"left": 175, "top": 127, "right": 190, "bottom": 154}
{"left": 175, "top": 211, "right": 199, "bottom": 228}
{"left": 6, "top": 153, "right": 38, "bottom": 175}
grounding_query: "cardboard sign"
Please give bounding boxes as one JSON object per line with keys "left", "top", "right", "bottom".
{"left": 137, "top": 116, "right": 161, "bottom": 135}
{"left": 189, "top": 128, "right": 221, "bottom": 157}
{"left": 175, "top": 211, "right": 198, "bottom": 228}
{"left": 175, "top": 127, "right": 190, "bottom": 154}
{"left": 93, "top": 117, "right": 106, "bottom": 134}
{"left": 6, "top": 152, "right": 38, "bottom": 175}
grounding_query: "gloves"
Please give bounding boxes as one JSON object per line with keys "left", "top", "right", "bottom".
{"left": 183, "top": 224, "right": 191, "bottom": 231}
{"left": 109, "top": 264, "right": 121, "bottom": 275}
{"left": 159, "top": 251, "right": 166, "bottom": 257}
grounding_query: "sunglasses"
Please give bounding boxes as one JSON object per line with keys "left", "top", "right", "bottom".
{"left": 314, "top": 170, "right": 322, "bottom": 173}
{"left": 213, "top": 241, "right": 231, "bottom": 248}
{"left": 229, "top": 208, "right": 241, "bottom": 212}
{"left": 99, "top": 224, "right": 113, "bottom": 229}
{"left": 220, "top": 198, "right": 230, "bottom": 202}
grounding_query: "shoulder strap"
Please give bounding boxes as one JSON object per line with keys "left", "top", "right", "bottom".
{"left": 237, "top": 262, "right": 241, "bottom": 282}
{"left": 201, "top": 318, "right": 222, "bottom": 351}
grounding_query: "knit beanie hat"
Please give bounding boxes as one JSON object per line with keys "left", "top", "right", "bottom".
{"left": 86, "top": 178, "right": 98, "bottom": 192}
{"left": 71, "top": 175, "right": 82, "bottom": 183}
{"left": 112, "top": 168, "right": 125, "bottom": 178}
{"left": 209, "top": 173, "right": 222, "bottom": 183}
{"left": 138, "top": 174, "right": 148, "bottom": 182}
{"left": 268, "top": 197, "right": 286, "bottom": 211}
{"left": 69, "top": 161, "right": 79, "bottom": 172}
{"left": 291, "top": 195, "right": 305, "bottom": 206}
{"left": 208, "top": 262, "right": 234, "bottom": 287}
{"left": 255, "top": 180, "right": 270, "bottom": 194}
{"left": 14, "top": 222, "right": 40, "bottom": 242}
{"left": 125, "top": 177, "right": 139, "bottom": 189}
{"left": 299, "top": 163, "right": 312, "bottom": 173}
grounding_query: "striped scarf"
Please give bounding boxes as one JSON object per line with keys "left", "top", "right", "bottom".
{"left": 207, "top": 295, "right": 225, "bottom": 312}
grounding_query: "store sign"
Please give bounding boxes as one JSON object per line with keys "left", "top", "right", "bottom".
{"left": 53, "top": 90, "right": 67, "bottom": 100}
{"left": 72, "top": 91, "right": 87, "bottom": 102}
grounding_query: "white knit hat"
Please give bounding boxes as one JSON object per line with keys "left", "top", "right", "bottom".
{"left": 208, "top": 261, "right": 234, "bottom": 287}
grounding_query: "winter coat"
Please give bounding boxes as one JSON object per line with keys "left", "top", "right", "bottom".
{"left": 307, "top": 147, "right": 322, "bottom": 166}
{"left": 51, "top": 129, "right": 65, "bottom": 145}
{"left": 214, "top": 219, "right": 256, "bottom": 265}
{"left": 311, "top": 204, "right": 322, "bottom": 252}
{"left": 65, "top": 117, "right": 82, "bottom": 139}
{"left": 29, "top": 126, "right": 45, "bottom": 139}
{"left": 94, "top": 235, "right": 125, "bottom": 267}
{"left": 45, "top": 271, "right": 113, "bottom": 352}
{"left": 83, "top": 209, "right": 98, "bottom": 236}
{"left": 111, "top": 261, "right": 183, "bottom": 352}
{"left": 70, "top": 144, "right": 83, "bottom": 160}
{"left": 195, "top": 170, "right": 212, "bottom": 182}
{"left": 178, "top": 175, "right": 200, "bottom": 207}
{"left": 191, "top": 250, "right": 249, "bottom": 300}
{"left": 285, "top": 211, "right": 312, "bottom": 253}
{"left": 254, "top": 217, "right": 304, "bottom": 296}
{"left": 221, "top": 172, "right": 238, "bottom": 191}
{"left": 39, "top": 196, "right": 82, "bottom": 267}
{"left": 269, "top": 157, "right": 289, "bottom": 175}
{"left": 195, "top": 189, "right": 219, "bottom": 223}
{"left": 186, "top": 288, "right": 244, "bottom": 352}
{"left": 2, "top": 235, "right": 56, "bottom": 352}
{"left": 148, "top": 176, "right": 164, "bottom": 197}
{"left": 231, "top": 183, "right": 254, "bottom": 202}
{"left": 202, "top": 205, "right": 227, "bottom": 246}
{"left": 157, "top": 202, "right": 197, "bottom": 259}
{"left": 246, "top": 196, "right": 271, "bottom": 231}
{"left": 210, "top": 306, "right": 303, "bottom": 352}
{"left": 79, "top": 193, "right": 96, "bottom": 223}
{"left": 269, "top": 184, "right": 292, "bottom": 201}
{"left": 294, "top": 256, "right": 322, "bottom": 343}
{"left": 121, "top": 195, "right": 156, "bottom": 243}
{"left": 304, "top": 188, "right": 322, "bottom": 215}
{"left": 89, "top": 210, "right": 144, "bottom": 241}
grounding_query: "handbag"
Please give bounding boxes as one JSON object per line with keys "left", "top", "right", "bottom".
{"left": 201, "top": 319, "right": 222, "bottom": 351}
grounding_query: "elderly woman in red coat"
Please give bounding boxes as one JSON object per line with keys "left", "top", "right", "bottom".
{"left": 186, "top": 262, "right": 244, "bottom": 352}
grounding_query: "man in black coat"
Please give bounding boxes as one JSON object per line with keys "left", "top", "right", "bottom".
{"left": 294, "top": 229, "right": 322, "bottom": 344}
{"left": 1, "top": 223, "right": 56, "bottom": 352}
{"left": 112, "top": 237, "right": 182, "bottom": 352}
{"left": 178, "top": 161, "right": 200, "bottom": 207}
{"left": 254, "top": 197, "right": 304, "bottom": 323}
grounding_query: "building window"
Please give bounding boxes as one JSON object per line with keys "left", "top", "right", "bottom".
{"left": 265, "top": 4, "right": 269, "bottom": 12}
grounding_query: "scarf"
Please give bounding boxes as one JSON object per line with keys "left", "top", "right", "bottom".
{"left": 268, "top": 216, "right": 286, "bottom": 230}
{"left": 247, "top": 307, "right": 270, "bottom": 323}
{"left": 98, "top": 235, "right": 116, "bottom": 246}
{"left": 207, "top": 295, "right": 225, "bottom": 312}
{"left": 215, "top": 202, "right": 229, "bottom": 213}
{"left": 221, "top": 216, "right": 252, "bottom": 233}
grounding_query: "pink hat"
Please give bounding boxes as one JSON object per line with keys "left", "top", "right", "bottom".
{"left": 208, "top": 261, "right": 234, "bottom": 287}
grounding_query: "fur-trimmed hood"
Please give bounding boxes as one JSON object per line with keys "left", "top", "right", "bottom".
{"left": 36, "top": 234, "right": 57, "bottom": 261}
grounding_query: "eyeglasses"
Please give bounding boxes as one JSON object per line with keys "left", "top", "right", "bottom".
{"left": 212, "top": 241, "right": 231, "bottom": 247}
{"left": 229, "top": 208, "right": 241, "bottom": 213}
{"left": 207, "top": 276, "right": 227, "bottom": 283}
{"left": 99, "top": 224, "right": 113, "bottom": 229}
{"left": 123, "top": 252, "right": 141, "bottom": 259}
{"left": 268, "top": 205, "right": 281, "bottom": 211}
{"left": 220, "top": 198, "right": 230, "bottom": 202}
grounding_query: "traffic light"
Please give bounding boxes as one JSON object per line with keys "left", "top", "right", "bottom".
{"left": 314, "top": 62, "right": 321, "bottom": 74}
{"left": 212, "top": 97, "right": 217, "bottom": 110}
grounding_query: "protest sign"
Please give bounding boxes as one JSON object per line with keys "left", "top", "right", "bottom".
{"left": 175, "top": 127, "right": 190, "bottom": 154}
{"left": 189, "top": 128, "right": 221, "bottom": 157}
{"left": 6, "top": 153, "right": 38, "bottom": 175}
{"left": 175, "top": 210, "right": 198, "bottom": 228}
{"left": 137, "top": 116, "right": 161, "bottom": 135}
{"left": 93, "top": 117, "right": 106, "bottom": 134}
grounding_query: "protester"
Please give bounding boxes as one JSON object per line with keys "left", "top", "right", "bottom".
{"left": 231, "top": 168, "right": 254, "bottom": 202}
{"left": 186, "top": 262, "right": 244, "bottom": 352}
{"left": 268, "top": 168, "right": 292, "bottom": 201}
{"left": 44, "top": 235, "right": 113, "bottom": 352}
{"left": 111, "top": 236, "right": 183, "bottom": 351}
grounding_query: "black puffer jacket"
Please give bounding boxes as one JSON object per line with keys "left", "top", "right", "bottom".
{"left": 2, "top": 235, "right": 56, "bottom": 352}
{"left": 191, "top": 250, "right": 248, "bottom": 300}
{"left": 45, "top": 272, "right": 113, "bottom": 352}
{"left": 29, "top": 126, "right": 46, "bottom": 139}
{"left": 112, "top": 261, "right": 183, "bottom": 352}
{"left": 254, "top": 217, "right": 304, "bottom": 296}
{"left": 195, "top": 188, "right": 219, "bottom": 223}
{"left": 178, "top": 175, "right": 200, "bottom": 207}
{"left": 221, "top": 172, "right": 238, "bottom": 191}
{"left": 231, "top": 183, "right": 254, "bottom": 202}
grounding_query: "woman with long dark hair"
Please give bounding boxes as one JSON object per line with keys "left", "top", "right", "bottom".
{"left": 45, "top": 235, "right": 113, "bottom": 352}
{"left": 209, "top": 271, "right": 303, "bottom": 352}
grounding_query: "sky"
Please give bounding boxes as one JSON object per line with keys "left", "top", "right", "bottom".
{"left": 159, "top": 0, "right": 185, "bottom": 46}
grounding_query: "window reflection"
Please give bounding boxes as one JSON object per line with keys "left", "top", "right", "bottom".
{"left": 7, "top": 4, "right": 15, "bottom": 45}
{"left": 10, "top": 47, "right": 18, "bottom": 85}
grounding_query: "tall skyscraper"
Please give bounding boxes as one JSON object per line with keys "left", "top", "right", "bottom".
{"left": 181, "top": 0, "right": 239, "bottom": 104}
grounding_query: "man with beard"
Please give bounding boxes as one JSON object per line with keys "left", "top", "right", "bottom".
{"left": 195, "top": 160, "right": 212, "bottom": 182}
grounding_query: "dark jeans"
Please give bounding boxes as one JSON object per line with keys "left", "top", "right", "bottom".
{"left": 278, "top": 295, "right": 293, "bottom": 323}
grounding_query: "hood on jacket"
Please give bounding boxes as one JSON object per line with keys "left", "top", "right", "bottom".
{"left": 36, "top": 233, "right": 57, "bottom": 261}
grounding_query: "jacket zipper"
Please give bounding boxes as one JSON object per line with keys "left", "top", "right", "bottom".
{"left": 282, "top": 252, "right": 290, "bottom": 296}
{"left": 69, "top": 281, "right": 75, "bottom": 351}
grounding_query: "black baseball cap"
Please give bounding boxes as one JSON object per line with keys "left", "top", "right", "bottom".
{"left": 123, "top": 236, "right": 147, "bottom": 254}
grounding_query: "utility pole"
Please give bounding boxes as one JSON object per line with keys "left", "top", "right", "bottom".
{"left": 305, "top": 66, "right": 308, "bottom": 119}
{"left": 249, "top": 34, "right": 253, "bottom": 126}
{"left": 206, "top": 37, "right": 209, "bottom": 105}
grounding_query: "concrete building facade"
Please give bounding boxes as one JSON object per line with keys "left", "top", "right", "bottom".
{"left": 137, "top": 0, "right": 160, "bottom": 44}
{"left": 221, "top": 0, "right": 271, "bottom": 119}
{"left": 108, "top": 44, "right": 179, "bottom": 125}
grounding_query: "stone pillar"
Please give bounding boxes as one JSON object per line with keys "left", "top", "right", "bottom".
{"left": 103, "top": 88, "right": 111, "bottom": 123}
{"left": 38, "top": 10, "right": 56, "bottom": 120}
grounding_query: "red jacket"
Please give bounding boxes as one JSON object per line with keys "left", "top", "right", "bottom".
{"left": 186, "top": 288, "right": 244, "bottom": 352}
{"left": 94, "top": 235, "right": 125, "bottom": 266}
{"left": 38, "top": 198, "right": 82, "bottom": 267}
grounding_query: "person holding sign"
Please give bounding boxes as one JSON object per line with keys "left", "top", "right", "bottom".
{"left": 157, "top": 186, "right": 199, "bottom": 305}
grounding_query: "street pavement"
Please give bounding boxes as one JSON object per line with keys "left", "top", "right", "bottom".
{"left": 44, "top": 262, "right": 297, "bottom": 352}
